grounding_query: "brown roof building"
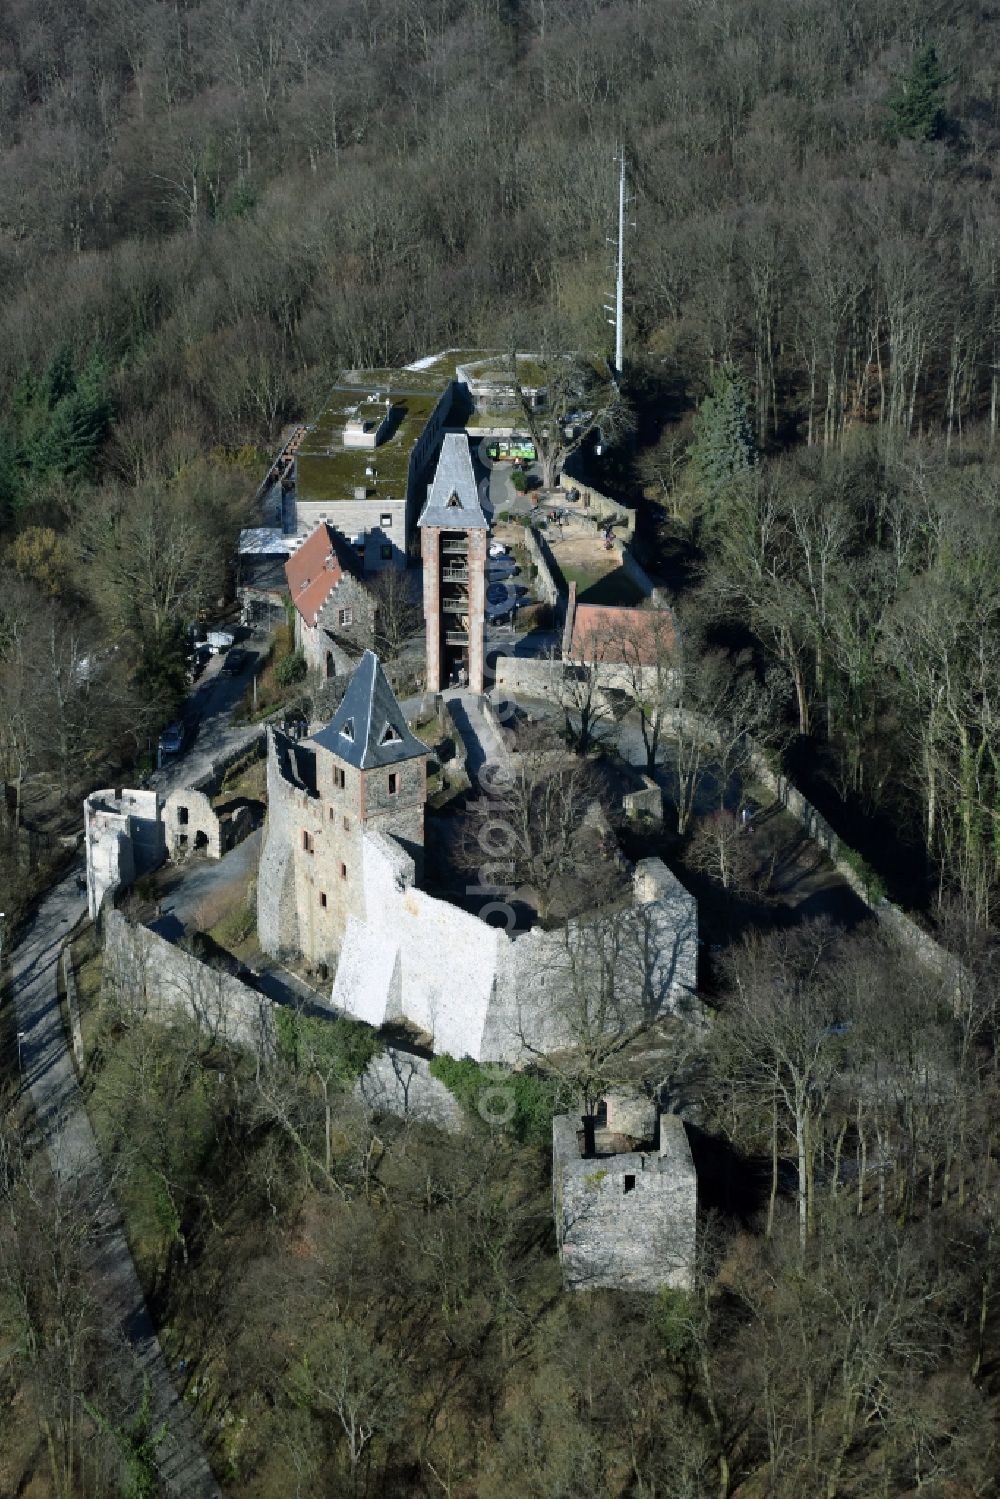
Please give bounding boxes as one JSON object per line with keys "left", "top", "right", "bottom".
{"left": 284, "top": 522, "right": 377, "bottom": 682}
{"left": 285, "top": 523, "right": 350, "bottom": 628}
{"left": 568, "top": 596, "right": 677, "bottom": 666}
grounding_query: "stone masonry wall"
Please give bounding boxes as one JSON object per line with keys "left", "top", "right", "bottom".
{"left": 525, "top": 525, "right": 562, "bottom": 609}
{"left": 553, "top": 1113, "right": 696, "bottom": 1293}
{"left": 493, "top": 655, "right": 568, "bottom": 700}
{"left": 331, "top": 832, "right": 699, "bottom": 1064}
{"left": 257, "top": 731, "right": 302, "bottom": 959}
{"left": 104, "top": 910, "right": 276, "bottom": 1056}
{"left": 84, "top": 788, "right": 164, "bottom": 921}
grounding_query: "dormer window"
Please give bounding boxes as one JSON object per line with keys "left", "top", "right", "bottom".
{"left": 446, "top": 491, "right": 461, "bottom": 508}
{"left": 379, "top": 722, "right": 402, "bottom": 746}
{"left": 340, "top": 718, "right": 355, "bottom": 742}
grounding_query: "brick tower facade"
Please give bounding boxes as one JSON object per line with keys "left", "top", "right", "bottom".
{"left": 419, "top": 434, "right": 488, "bottom": 693}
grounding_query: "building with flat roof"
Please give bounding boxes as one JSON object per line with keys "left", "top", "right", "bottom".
{"left": 285, "top": 352, "right": 559, "bottom": 572}
{"left": 292, "top": 374, "right": 457, "bottom": 572}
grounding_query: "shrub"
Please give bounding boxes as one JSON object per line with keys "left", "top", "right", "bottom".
{"left": 429, "top": 1054, "right": 560, "bottom": 1145}
{"left": 275, "top": 649, "right": 307, "bottom": 686}
{"left": 275, "top": 1009, "right": 383, "bottom": 1082}
{"left": 510, "top": 469, "right": 528, "bottom": 493}
{"left": 213, "top": 904, "right": 256, "bottom": 948}
{"left": 838, "top": 844, "right": 887, "bottom": 903}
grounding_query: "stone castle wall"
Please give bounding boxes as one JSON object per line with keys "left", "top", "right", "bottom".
{"left": 104, "top": 910, "right": 276, "bottom": 1057}
{"left": 84, "top": 788, "right": 165, "bottom": 921}
{"left": 330, "top": 832, "right": 699, "bottom": 1064}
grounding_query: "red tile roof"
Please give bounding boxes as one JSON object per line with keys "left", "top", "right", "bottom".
{"left": 570, "top": 603, "right": 677, "bottom": 666}
{"left": 285, "top": 523, "right": 346, "bottom": 625}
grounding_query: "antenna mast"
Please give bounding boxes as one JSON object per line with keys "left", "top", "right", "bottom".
{"left": 615, "top": 147, "right": 626, "bottom": 376}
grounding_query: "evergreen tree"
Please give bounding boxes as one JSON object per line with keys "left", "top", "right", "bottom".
{"left": 688, "top": 358, "right": 756, "bottom": 521}
{"left": 888, "top": 44, "right": 946, "bottom": 142}
{"left": 24, "top": 350, "right": 111, "bottom": 480}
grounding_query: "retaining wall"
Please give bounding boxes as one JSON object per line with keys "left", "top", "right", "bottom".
{"left": 61, "top": 945, "right": 85, "bottom": 1072}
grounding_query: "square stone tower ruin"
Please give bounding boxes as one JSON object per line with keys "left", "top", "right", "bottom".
{"left": 419, "top": 433, "right": 488, "bottom": 693}
{"left": 552, "top": 1093, "right": 697, "bottom": 1293}
{"left": 257, "top": 651, "right": 429, "bottom": 970}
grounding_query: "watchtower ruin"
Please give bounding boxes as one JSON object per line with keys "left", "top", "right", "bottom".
{"left": 552, "top": 1093, "right": 697, "bottom": 1293}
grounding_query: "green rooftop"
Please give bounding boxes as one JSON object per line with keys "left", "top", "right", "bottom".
{"left": 296, "top": 386, "right": 443, "bottom": 503}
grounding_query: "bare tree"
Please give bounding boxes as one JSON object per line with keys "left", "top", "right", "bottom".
{"left": 508, "top": 346, "right": 632, "bottom": 491}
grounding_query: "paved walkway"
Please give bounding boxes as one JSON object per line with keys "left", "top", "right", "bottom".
{"left": 443, "top": 691, "right": 509, "bottom": 782}
{"left": 11, "top": 865, "right": 220, "bottom": 1497}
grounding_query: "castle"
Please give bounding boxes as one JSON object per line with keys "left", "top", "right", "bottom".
{"left": 257, "top": 651, "right": 699, "bottom": 1063}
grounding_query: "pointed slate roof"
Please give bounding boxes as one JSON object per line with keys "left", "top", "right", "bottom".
{"left": 311, "top": 651, "right": 429, "bottom": 770}
{"left": 417, "top": 433, "right": 488, "bottom": 530}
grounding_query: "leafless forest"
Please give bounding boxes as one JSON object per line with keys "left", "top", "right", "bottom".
{"left": 1, "top": 2, "right": 999, "bottom": 1495}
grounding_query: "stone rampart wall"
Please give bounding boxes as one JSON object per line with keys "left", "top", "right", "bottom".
{"left": 104, "top": 910, "right": 276, "bottom": 1055}
{"left": 525, "top": 526, "right": 562, "bottom": 609}
{"left": 493, "top": 655, "right": 568, "bottom": 700}
{"left": 257, "top": 730, "right": 302, "bottom": 959}
{"left": 331, "top": 833, "right": 698, "bottom": 1064}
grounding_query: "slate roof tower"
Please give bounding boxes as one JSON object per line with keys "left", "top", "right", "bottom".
{"left": 257, "top": 650, "right": 429, "bottom": 969}
{"left": 418, "top": 434, "right": 488, "bottom": 693}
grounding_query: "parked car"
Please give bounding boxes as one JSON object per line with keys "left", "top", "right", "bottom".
{"left": 222, "top": 648, "right": 250, "bottom": 675}
{"left": 158, "top": 721, "right": 186, "bottom": 757}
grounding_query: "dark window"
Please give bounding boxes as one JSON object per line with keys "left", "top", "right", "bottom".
{"left": 624, "top": 1174, "right": 636, "bottom": 1195}
{"left": 343, "top": 816, "right": 350, "bottom": 831}
{"left": 177, "top": 806, "right": 189, "bottom": 826}
{"left": 339, "top": 862, "right": 347, "bottom": 880}
{"left": 388, "top": 772, "right": 399, "bottom": 795}
{"left": 320, "top": 892, "right": 327, "bottom": 908}
{"left": 334, "top": 767, "right": 346, "bottom": 790}
{"left": 302, "top": 830, "right": 313, "bottom": 854}
{"left": 178, "top": 833, "right": 188, "bottom": 847}
{"left": 339, "top": 608, "right": 353, "bottom": 627}
{"left": 380, "top": 544, "right": 392, "bottom": 560}
{"left": 328, "top": 807, "right": 335, "bottom": 820}
{"left": 595, "top": 1098, "right": 608, "bottom": 1127}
